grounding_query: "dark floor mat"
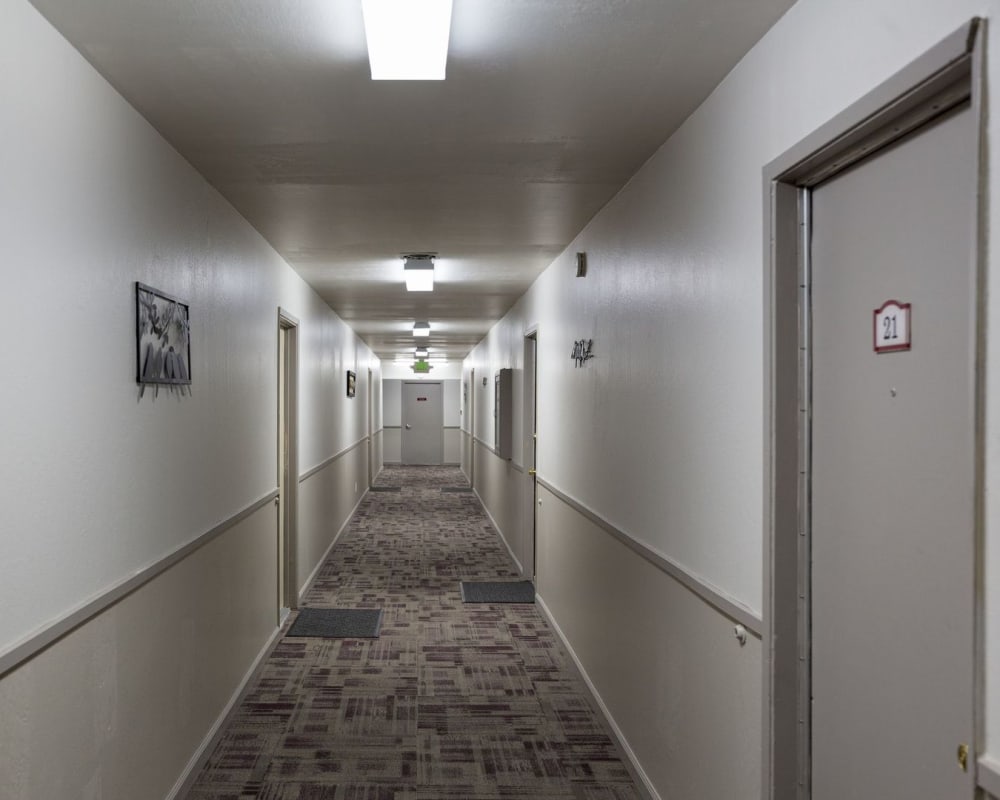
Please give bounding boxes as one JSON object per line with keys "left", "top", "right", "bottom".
{"left": 370, "top": 486, "right": 402, "bottom": 492}
{"left": 285, "top": 608, "right": 383, "bottom": 638}
{"left": 441, "top": 487, "right": 473, "bottom": 493}
{"left": 460, "top": 580, "right": 535, "bottom": 604}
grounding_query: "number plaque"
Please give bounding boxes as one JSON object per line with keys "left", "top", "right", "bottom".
{"left": 873, "top": 300, "right": 911, "bottom": 354}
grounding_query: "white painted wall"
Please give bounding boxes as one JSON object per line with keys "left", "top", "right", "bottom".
{"left": 466, "top": 0, "right": 1000, "bottom": 794}
{"left": 0, "top": 0, "right": 378, "bottom": 651}
{"left": 383, "top": 379, "right": 403, "bottom": 427}
{"left": 0, "top": 0, "right": 379, "bottom": 793}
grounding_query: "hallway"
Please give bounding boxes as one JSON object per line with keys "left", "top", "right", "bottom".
{"left": 187, "top": 466, "right": 640, "bottom": 799}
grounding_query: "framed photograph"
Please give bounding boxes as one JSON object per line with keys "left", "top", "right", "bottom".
{"left": 136, "top": 282, "right": 191, "bottom": 386}
{"left": 346, "top": 369, "right": 357, "bottom": 398}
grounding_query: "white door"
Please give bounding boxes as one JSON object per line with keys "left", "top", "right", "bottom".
{"left": 402, "top": 382, "right": 443, "bottom": 465}
{"left": 810, "top": 104, "right": 976, "bottom": 797}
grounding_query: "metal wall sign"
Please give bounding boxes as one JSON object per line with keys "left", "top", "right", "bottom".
{"left": 873, "top": 300, "right": 911, "bottom": 353}
{"left": 571, "top": 339, "right": 594, "bottom": 367}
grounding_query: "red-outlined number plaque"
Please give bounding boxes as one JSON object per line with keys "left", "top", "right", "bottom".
{"left": 873, "top": 300, "right": 911, "bottom": 353}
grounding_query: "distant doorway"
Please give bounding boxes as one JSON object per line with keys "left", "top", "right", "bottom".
{"left": 367, "top": 368, "right": 375, "bottom": 486}
{"left": 402, "top": 381, "right": 443, "bottom": 464}
{"left": 277, "top": 311, "right": 299, "bottom": 622}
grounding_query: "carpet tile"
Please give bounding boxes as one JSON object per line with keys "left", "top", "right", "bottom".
{"left": 185, "top": 466, "right": 639, "bottom": 800}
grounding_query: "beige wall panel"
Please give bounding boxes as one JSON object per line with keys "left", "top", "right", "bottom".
{"left": 0, "top": 507, "right": 276, "bottom": 800}
{"left": 474, "top": 444, "right": 525, "bottom": 573}
{"left": 536, "top": 484, "right": 761, "bottom": 798}
{"left": 444, "top": 429, "right": 462, "bottom": 464}
{"left": 383, "top": 429, "right": 402, "bottom": 464}
{"left": 461, "top": 431, "right": 473, "bottom": 484}
{"left": 372, "top": 429, "right": 385, "bottom": 478}
{"left": 297, "top": 445, "right": 369, "bottom": 595}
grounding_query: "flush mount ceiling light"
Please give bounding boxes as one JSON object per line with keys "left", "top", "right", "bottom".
{"left": 413, "top": 321, "right": 431, "bottom": 337}
{"left": 362, "top": 0, "right": 453, "bottom": 81}
{"left": 415, "top": 346, "right": 429, "bottom": 358}
{"left": 403, "top": 255, "right": 435, "bottom": 292}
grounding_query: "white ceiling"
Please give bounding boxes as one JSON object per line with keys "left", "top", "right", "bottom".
{"left": 29, "top": 0, "right": 795, "bottom": 361}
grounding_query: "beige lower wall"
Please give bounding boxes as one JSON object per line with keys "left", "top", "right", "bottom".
{"left": 461, "top": 430, "right": 473, "bottom": 483}
{"left": 383, "top": 428, "right": 401, "bottom": 464}
{"left": 473, "top": 441, "right": 526, "bottom": 573}
{"left": 371, "top": 430, "right": 384, "bottom": 479}
{"left": 297, "top": 443, "right": 370, "bottom": 596}
{"left": 535, "top": 483, "right": 762, "bottom": 798}
{"left": 444, "top": 428, "right": 461, "bottom": 464}
{"left": 0, "top": 504, "right": 277, "bottom": 800}
{"left": 0, "top": 443, "right": 372, "bottom": 800}
{"left": 469, "top": 441, "right": 763, "bottom": 800}
{"left": 382, "top": 428, "right": 459, "bottom": 466}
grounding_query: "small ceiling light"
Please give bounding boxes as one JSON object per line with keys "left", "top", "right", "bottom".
{"left": 413, "top": 321, "right": 431, "bottom": 337}
{"left": 362, "top": 0, "right": 453, "bottom": 81}
{"left": 403, "top": 255, "right": 435, "bottom": 292}
{"left": 415, "top": 346, "right": 429, "bottom": 358}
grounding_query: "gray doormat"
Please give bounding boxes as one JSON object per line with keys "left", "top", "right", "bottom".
{"left": 370, "top": 487, "right": 402, "bottom": 492}
{"left": 460, "top": 580, "right": 535, "bottom": 604}
{"left": 441, "top": 487, "right": 473, "bottom": 493}
{"left": 286, "top": 608, "right": 384, "bottom": 638}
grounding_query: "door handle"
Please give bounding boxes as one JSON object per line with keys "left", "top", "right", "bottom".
{"left": 528, "top": 468, "right": 536, "bottom": 476}
{"left": 405, "top": 424, "right": 412, "bottom": 429}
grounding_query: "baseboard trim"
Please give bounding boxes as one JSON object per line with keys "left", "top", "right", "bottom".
{"left": 535, "top": 593, "right": 658, "bottom": 800}
{"left": 298, "top": 436, "right": 368, "bottom": 483}
{"left": 536, "top": 477, "right": 762, "bottom": 635}
{"left": 166, "top": 622, "right": 285, "bottom": 799}
{"left": 0, "top": 488, "right": 278, "bottom": 678}
{"left": 979, "top": 754, "right": 1000, "bottom": 796}
{"left": 473, "top": 487, "right": 524, "bottom": 575}
{"left": 297, "top": 490, "right": 369, "bottom": 603}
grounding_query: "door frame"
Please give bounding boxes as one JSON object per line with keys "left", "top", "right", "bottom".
{"left": 367, "top": 367, "right": 375, "bottom": 486}
{"left": 761, "top": 20, "right": 985, "bottom": 799}
{"left": 469, "top": 368, "right": 476, "bottom": 487}
{"left": 522, "top": 328, "right": 539, "bottom": 580}
{"left": 277, "top": 309, "right": 300, "bottom": 621}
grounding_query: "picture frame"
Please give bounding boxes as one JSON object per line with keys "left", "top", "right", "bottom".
{"left": 346, "top": 369, "right": 357, "bottom": 398}
{"left": 136, "top": 282, "right": 191, "bottom": 386}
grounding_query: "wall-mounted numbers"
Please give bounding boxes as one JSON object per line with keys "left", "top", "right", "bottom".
{"left": 873, "top": 300, "right": 911, "bottom": 354}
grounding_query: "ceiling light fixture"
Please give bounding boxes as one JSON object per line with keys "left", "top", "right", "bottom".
{"left": 413, "top": 321, "right": 431, "bottom": 337}
{"left": 415, "top": 346, "right": 429, "bottom": 358}
{"left": 362, "top": 0, "right": 453, "bottom": 81}
{"left": 403, "top": 255, "right": 435, "bottom": 292}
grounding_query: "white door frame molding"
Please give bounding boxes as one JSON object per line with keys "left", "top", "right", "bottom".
{"left": 761, "top": 19, "right": 985, "bottom": 800}
{"left": 277, "top": 308, "right": 300, "bottom": 618}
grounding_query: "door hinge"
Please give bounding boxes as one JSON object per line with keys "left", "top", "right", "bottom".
{"left": 957, "top": 743, "right": 969, "bottom": 772}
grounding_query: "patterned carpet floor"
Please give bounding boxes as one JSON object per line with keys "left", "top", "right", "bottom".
{"left": 186, "top": 465, "right": 640, "bottom": 800}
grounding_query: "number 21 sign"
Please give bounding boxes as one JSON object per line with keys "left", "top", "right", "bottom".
{"left": 873, "top": 300, "right": 911, "bottom": 354}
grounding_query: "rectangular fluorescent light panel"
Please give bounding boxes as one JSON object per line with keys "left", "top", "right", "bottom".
{"left": 415, "top": 347, "right": 429, "bottom": 358}
{"left": 404, "top": 259, "right": 434, "bottom": 292}
{"left": 413, "top": 321, "right": 431, "bottom": 337}
{"left": 362, "top": 0, "right": 453, "bottom": 80}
